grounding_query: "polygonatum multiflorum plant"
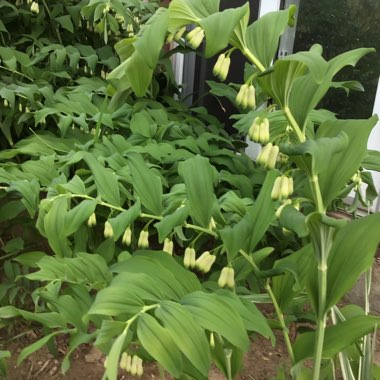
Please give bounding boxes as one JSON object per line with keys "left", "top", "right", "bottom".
{"left": 1, "top": 1, "right": 380, "bottom": 379}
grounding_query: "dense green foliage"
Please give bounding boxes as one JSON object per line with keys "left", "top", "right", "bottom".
{"left": 0, "top": 1, "right": 380, "bottom": 379}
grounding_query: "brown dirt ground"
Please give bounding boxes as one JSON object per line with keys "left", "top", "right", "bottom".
{"left": 1, "top": 328, "right": 287, "bottom": 380}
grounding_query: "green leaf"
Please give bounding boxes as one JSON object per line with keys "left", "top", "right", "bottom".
{"left": 88, "top": 285, "right": 145, "bottom": 317}
{"left": 207, "top": 81, "right": 238, "bottom": 104}
{"left": 130, "top": 111, "right": 155, "bottom": 138}
{"left": 246, "top": 7, "right": 296, "bottom": 68}
{"left": 293, "top": 315, "right": 380, "bottom": 363}
{"left": 128, "top": 153, "right": 163, "bottom": 215}
{"left": 199, "top": 4, "right": 248, "bottom": 58}
{"left": 168, "top": 0, "right": 219, "bottom": 31}
{"left": 134, "top": 8, "right": 168, "bottom": 69}
{"left": 13, "top": 251, "right": 46, "bottom": 267}
{"left": 43, "top": 197, "right": 72, "bottom": 257}
{"left": 154, "top": 206, "right": 189, "bottom": 243}
{"left": 94, "top": 320, "right": 126, "bottom": 352}
{"left": 111, "top": 252, "right": 200, "bottom": 300}
{"left": 8, "top": 179, "right": 40, "bottom": 218}
{"left": 105, "top": 330, "right": 127, "bottom": 380}
{"left": 316, "top": 116, "right": 378, "bottom": 207}
{"left": 363, "top": 150, "right": 380, "bottom": 172}
{"left": 137, "top": 313, "right": 183, "bottom": 377}
{"left": 82, "top": 152, "right": 120, "bottom": 206}
{"left": 216, "top": 290, "right": 275, "bottom": 344}
{"left": 325, "top": 213, "right": 380, "bottom": 311}
{"left": 178, "top": 155, "right": 217, "bottom": 227}
{"left": 220, "top": 170, "right": 277, "bottom": 259}
{"left": 61, "top": 332, "right": 96, "bottom": 374}
{"left": 156, "top": 301, "right": 211, "bottom": 376}
{"left": 181, "top": 291, "right": 249, "bottom": 351}
{"left": 18, "top": 331, "right": 67, "bottom": 365}
{"left": 65, "top": 200, "right": 97, "bottom": 236}
{"left": 279, "top": 205, "right": 308, "bottom": 238}
{"left": 25, "top": 253, "right": 111, "bottom": 288}
{"left": 56, "top": 15, "right": 74, "bottom": 33}
{"left": 108, "top": 202, "right": 141, "bottom": 241}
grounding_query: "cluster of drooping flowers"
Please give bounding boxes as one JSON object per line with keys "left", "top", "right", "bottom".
{"left": 212, "top": 53, "right": 231, "bottom": 81}
{"left": 271, "top": 175, "right": 294, "bottom": 202}
{"left": 30, "top": 0, "right": 39, "bottom": 14}
{"left": 119, "top": 353, "right": 143, "bottom": 376}
{"left": 217, "top": 267, "right": 235, "bottom": 288}
{"left": 166, "top": 26, "right": 187, "bottom": 44}
{"left": 257, "top": 143, "right": 279, "bottom": 170}
{"left": 235, "top": 83, "right": 256, "bottom": 110}
{"left": 186, "top": 26, "right": 205, "bottom": 49}
{"left": 248, "top": 116, "right": 270, "bottom": 144}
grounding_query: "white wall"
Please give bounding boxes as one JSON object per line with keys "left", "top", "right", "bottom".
{"left": 259, "top": 0, "right": 282, "bottom": 16}
{"left": 369, "top": 78, "right": 380, "bottom": 211}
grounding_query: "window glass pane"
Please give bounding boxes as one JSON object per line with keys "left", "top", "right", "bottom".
{"left": 293, "top": 0, "right": 380, "bottom": 119}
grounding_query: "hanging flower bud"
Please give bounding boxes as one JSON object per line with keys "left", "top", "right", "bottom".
{"left": 136, "top": 357, "right": 143, "bottom": 376}
{"left": 199, "top": 254, "right": 216, "bottom": 273}
{"left": 208, "top": 217, "right": 216, "bottom": 231}
{"left": 210, "top": 332, "right": 215, "bottom": 349}
{"left": 246, "top": 85, "right": 256, "bottom": 110}
{"left": 125, "top": 354, "right": 132, "bottom": 372}
{"left": 115, "top": 14, "right": 125, "bottom": 24}
{"left": 3, "top": 99, "right": 8, "bottom": 107}
{"left": 138, "top": 230, "right": 149, "bottom": 248}
{"left": 166, "top": 33, "right": 174, "bottom": 44}
{"left": 104, "top": 221, "right": 114, "bottom": 238}
{"left": 122, "top": 226, "right": 132, "bottom": 246}
{"left": 103, "top": 3, "right": 110, "bottom": 13}
{"left": 30, "top": 1, "right": 39, "bottom": 14}
{"left": 174, "top": 26, "right": 186, "bottom": 41}
{"left": 218, "top": 267, "right": 229, "bottom": 287}
{"left": 225, "top": 267, "right": 235, "bottom": 288}
{"left": 218, "top": 267, "right": 235, "bottom": 288}
{"left": 265, "top": 145, "right": 279, "bottom": 170}
{"left": 248, "top": 117, "right": 261, "bottom": 143}
{"left": 120, "top": 352, "right": 130, "bottom": 370}
{"left": 186, "top": 26, "right": 205, "bottom": 49}
{"left": 219, "top": 56, "right": 230, "bottom": 81}
{"left": 288, "top": 176, "right": 294, "bottom": 196}
{"left": 213, "top": 54, "right": 225, "bottom": 77}
{"left": 257, "top": 143, "right": 273, "bottom": 166}
{"left": 195, "top": 250, "right": 210, "bottom": 270}
{"left": 130, "top": 355, "right": 138, "bottom": 375}
{"left": 260, "top": 118, "right": 270, "bottom": 144}
{"left": 184, "top": 247, "right": 196, "bottom": 268}
{"left": 126, "top": 23, "right": 134, "bottom": 37}
{"left": 236, "top": 84, "right": 248, "bottom": 107}
{"left": 130, "top": 355, "right": 143, "bottom": 376}
{"left": 163, "top": 238, "right": 174, "bottom": 255}
{"left": 87, "top": 212, "right": 97, "bottom": 227}
{"left": 272, "top": 176, "right": 294, "bottom": 201}
{"left": 271, "top": 176, "right": 283, "bottom": 201}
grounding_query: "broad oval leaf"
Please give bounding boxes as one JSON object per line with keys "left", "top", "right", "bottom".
{"left": 181, "top": 291, "right": 249, "bottom": 351}
{"left": 178, "top": 155, "right": 217, "bottom": 228}
{"left": 128, "top": 152, "right": 163, "bottom": 215}
{"left": 155, "top": 300, "right": 211, "bottom": 376}
{"left": 137, "top": 313, "right": 183, "bottom": 377}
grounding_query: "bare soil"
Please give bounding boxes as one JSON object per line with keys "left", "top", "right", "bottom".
{"left": 2, "top": 328, "right": 287, "bottom": 380}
